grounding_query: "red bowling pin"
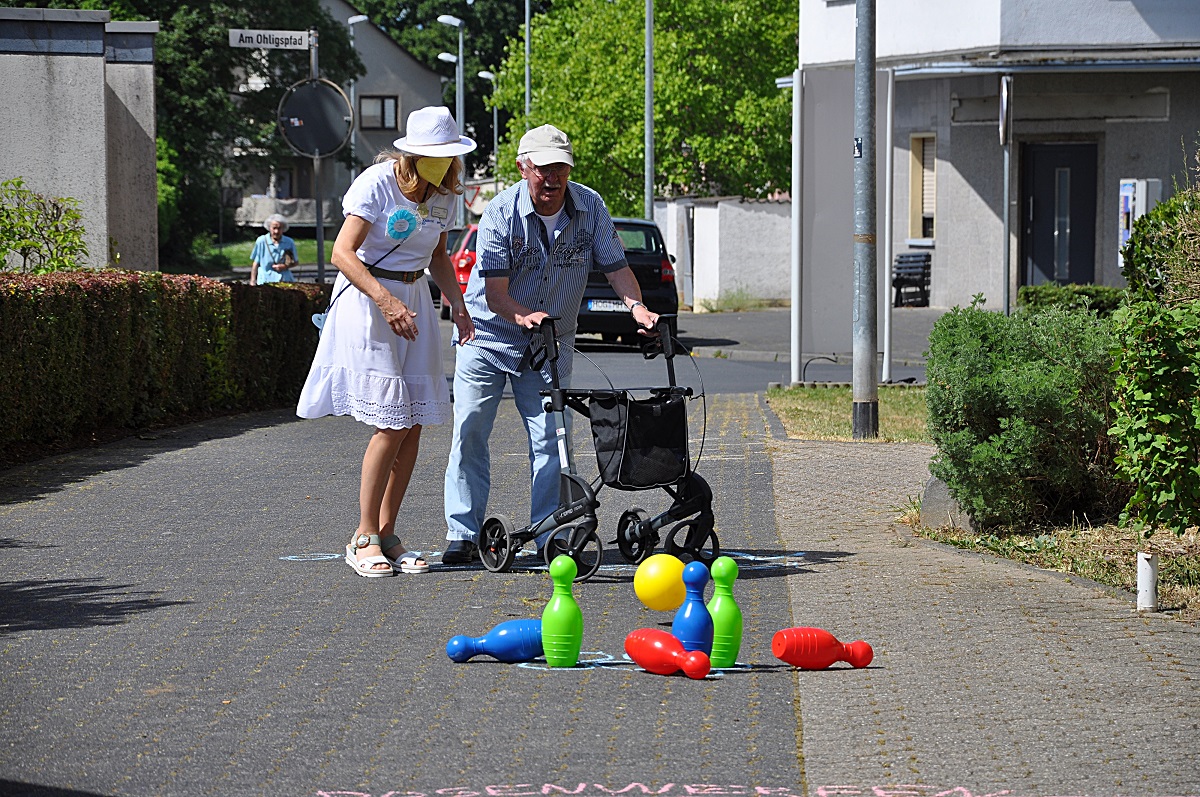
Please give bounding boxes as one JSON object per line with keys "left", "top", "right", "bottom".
{"left": 625, "top": 628, "right": 711, "bottom": 679}
{"left": 772, "top": 627, "right": 874, "bottom": 670}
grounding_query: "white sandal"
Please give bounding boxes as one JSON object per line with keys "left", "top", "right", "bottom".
{"left": 345, "top": 533, "right": 395, "bottom": 578}
{"left": 380, "top": 533, "right": 430, "bottom": 574}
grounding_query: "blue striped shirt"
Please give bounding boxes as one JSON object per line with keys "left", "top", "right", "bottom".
{"left": 456, "top": 180, "right": 628, "bottom": 378}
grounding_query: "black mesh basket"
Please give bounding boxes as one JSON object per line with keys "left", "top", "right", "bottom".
{"left": 588, "top": 390, "right": 689, "bottom": 490}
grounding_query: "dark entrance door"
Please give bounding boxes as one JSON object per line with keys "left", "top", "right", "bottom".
{"left": 1020, "top": 142, "right": 1098, "bottom": 286}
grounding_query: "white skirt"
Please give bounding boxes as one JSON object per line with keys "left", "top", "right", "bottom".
{"left": 296, "top": 272, "right": 450, "bottom": 429}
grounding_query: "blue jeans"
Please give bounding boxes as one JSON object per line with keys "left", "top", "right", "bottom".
{"left": 444, "top": 344, "right": 570, "bottom": 543}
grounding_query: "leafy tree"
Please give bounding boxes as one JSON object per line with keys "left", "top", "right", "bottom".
{"left": 489, "top": 0, "right": 797, "bottom": 215}
{"left": 353, "top": 0, "right": 552, "bottom": 175}
{"left": 12, "top": 0, "right": 363, "bottom": 266}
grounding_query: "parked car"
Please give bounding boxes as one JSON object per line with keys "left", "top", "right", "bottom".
{"left": 439, "top": 224, "right": 478, "bottom": 319}
{"left": 578, "top": 217, "right": 678, "bottom": 344}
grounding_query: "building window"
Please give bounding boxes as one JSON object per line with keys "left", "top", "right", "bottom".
{"left": 360, "top": 96, "right": 398, "bottom": 130}
{"left": 909, "top": 134, "right": 936, "bottom": 240}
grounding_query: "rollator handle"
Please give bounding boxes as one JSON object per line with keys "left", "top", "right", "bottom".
{"left": 527, "top": 316, "right": 561, "bottom": 371}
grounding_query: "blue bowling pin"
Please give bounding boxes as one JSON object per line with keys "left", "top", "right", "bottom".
{"left": 671, "top": 561, "right": 714, "bottom": 654}
{"left": 446, "top": 619, "right": 544, "bottom": 663}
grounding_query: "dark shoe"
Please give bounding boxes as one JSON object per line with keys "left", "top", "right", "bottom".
{"left": 441, "top": 540, "right": 478, "bottom": 566}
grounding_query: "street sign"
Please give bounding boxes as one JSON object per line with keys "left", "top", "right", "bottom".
{"left": 277, "top": 78, "right": 353, "bottom": 158}
{"left": 228, "top": 29, "right": 309, "bottom": 49}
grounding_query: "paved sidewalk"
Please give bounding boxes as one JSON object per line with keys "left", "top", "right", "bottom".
{"left": 0, "top": 393, "right": 1197, "bottom": 796}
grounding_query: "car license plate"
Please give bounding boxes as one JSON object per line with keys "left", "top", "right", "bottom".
{"left": 588, "top": 299, "right": 626, "bottom": 312}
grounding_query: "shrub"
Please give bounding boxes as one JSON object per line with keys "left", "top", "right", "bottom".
{"left": 0, "top": 271, "right": 328, "bottom": 462}
{"left": 925, "top": 298, "right": 1127, "bottom": 528}
{"left": 1110, "top": 299, "right": 1200, "bottom": 537}
{"left": 0, "top": 177, "right": 89, "bottom": 273}
{"left": 1017, "top": 283, "right": 1126, "bottom": 317}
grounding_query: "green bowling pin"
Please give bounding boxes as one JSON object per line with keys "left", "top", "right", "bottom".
{"left": 706, "top": 556, "right": 743, "bottom": 668}
{"left": 541, "top": 555, "right": 583, "bottom": 667}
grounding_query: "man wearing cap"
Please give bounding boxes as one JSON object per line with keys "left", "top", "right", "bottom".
{"left": 249, "top": 213, "right": 298, "bottom": 285}
{"left": 441, "top": 124, "right": 659, "bottom": 565}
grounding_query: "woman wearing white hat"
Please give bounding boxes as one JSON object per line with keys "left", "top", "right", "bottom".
{"left": 249, "top": 214, "right": 298, "bottom": 285}
{"left": 297, "top": 106, "right": 477, "bottom": 578}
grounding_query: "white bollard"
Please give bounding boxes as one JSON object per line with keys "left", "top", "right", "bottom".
{"left": 1136, "top": 551, "right": 1159, "bottom": 612}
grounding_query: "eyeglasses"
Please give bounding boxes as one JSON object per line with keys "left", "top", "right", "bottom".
{"left": 528, "top": 162, "right": 570, "bottom": 177}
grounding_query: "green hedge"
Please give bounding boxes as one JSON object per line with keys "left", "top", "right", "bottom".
{"left": 0, "top": 271, "right": 328, "bottom": 462}
{"left": 1016, "top": 283, "right": 1127, "bottom": 317}
{"left": 926, "top": 301, "right": 1127, "bottom": 528}
{"left": 1110, "top": 300, "right": 1200, "bottom": 537}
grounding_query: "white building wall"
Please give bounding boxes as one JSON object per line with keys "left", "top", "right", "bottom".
{"left": 801, "top": 0, "right": 1003, "bottom": 66}
{"left": 1001, "top": 0, "right": 1200, "bottom": 47}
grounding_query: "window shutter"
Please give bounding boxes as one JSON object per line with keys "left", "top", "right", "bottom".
{"left": 921, "top": 138, "right": 936, "bottom": 217}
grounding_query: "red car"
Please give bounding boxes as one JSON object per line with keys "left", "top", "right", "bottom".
{"left": 439, "top": 224, "right": 478, "bottom": 319}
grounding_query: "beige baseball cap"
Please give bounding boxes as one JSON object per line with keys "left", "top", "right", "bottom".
{"left": 517, "top": 124, "right": 575, "bottom": 167}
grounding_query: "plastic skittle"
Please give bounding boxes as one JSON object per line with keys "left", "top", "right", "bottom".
{"left": 705, "top": 556, "right": 742, "bottom": 668}
{"left": 625, "top": 628, "right": 711, "bottom": 680}
{"left": 671, "top": 560, "right": 714, "bottom": 654}
{"left": 541, "top": 555, "right": 583, "bottom": 667}
{"left": 446, "top": 619, "right": 543, "bottom": 663}
{"left": 772, "top": 627, "right": 874, "bottom": 670}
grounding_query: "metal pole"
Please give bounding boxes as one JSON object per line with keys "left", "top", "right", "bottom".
{"left": 456, "top": 24, "right": 465, "bottom": 226}
{"left": 524, "top": 0, "right": 531, "bottom": 126}
{"left": 310, "top": 27, "right": 326, "bottom": 284}
{"left": 851, "top": 0, "right": 878, "bottom": 438}
{"left": 644, "top": 0, "right": 654, "bottom": 221}
{"left": 349, "top": 25, "right": 356, "bottom": 178}
{"left": 790, "top": 67, "right": 802, "bottom": 386}
{"left": 882, "top": 67, "right": 895, "bottom": 383}
{"left": 493, "top": 103, "right": 499, "bottom": 174}
{"left": 1001, "top": 74, "right": 1013, "bottom": 315}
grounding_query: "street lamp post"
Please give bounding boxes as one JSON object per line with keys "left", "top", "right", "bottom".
{"left": 478, "top": 70, "right": 498, "bottom": 175}
{"left": 437, "top": 13, "right": 465, "bottom": 226}
{"left": 525, "top": 0, "right": 531, "bottom": 125}
{"left": 346, "top": 14, "right": 368, "bottom": 179}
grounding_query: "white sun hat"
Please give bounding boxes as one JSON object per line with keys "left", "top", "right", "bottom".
{"left": 393, "top": 106, "right": 477, "bottom": 157}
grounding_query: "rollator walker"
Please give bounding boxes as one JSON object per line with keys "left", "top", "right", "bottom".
{"left": 476, "top": 316, "right": 718, "bottom": 582}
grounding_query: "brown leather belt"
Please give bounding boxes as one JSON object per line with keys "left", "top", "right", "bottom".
{"left": 369, "top": 266, "right": 425, "bottom": 283}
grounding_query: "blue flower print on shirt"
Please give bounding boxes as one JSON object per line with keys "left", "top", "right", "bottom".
{"left": 386, "top": 207, "right": 422, "bottom": 241}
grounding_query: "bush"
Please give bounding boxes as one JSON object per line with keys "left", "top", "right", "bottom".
{"left": 1110, "top": 299, "right": 1200, "bottom": 537}
{"left": 925, "top": 299, "right": 1127, "bottom": 528}
{"left": 0, "top": 177, "right": 90, "bottom": 273}
{"left": 0, "top": 271, "right": 328, "bottom": 462}
{"left": 1017, "top": 283, "right": 1127, "bottom": 317}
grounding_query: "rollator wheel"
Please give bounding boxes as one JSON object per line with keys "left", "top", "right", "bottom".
{"left": 615, "top": 507, "right": 657, "bottom": 564}
{"left": 479, "top": 513, "right": 517, "bottom": 573}
{"left": 544, "top": 524, "right": 605, "bottom": 582}
{"left": 664, "top": 520, "right": 720, "bottom": 567}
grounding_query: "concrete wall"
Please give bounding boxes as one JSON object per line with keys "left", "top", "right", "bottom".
{"left": 0, "top": 8, "right": 111, "bottom": 268}
{"left": 1001, "top": 0, "right": 1200, "bottom": 47}
{"left": 692, "top": 199, "right": 791, "bottom": 309}
{"left": 802, "top": 0, "right": 1003, "bottom": 66}
{"left": 802, "top": 0, "right": 1200, "bottom": 67}
{"left": 104, "top": 21, "right": 158, "bottom": 270}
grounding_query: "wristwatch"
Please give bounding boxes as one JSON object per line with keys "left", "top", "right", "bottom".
{"left": 629, "top": 301, "right": 646, "bottom": 312}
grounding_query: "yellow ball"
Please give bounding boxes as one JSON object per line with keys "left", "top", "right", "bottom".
{"left": 634, "top": 554, "right": 686, "bottom": 611}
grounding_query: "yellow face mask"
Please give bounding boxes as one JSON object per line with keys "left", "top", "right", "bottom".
{"left": 416, "top": 157, "right": 453, "bottom": 186}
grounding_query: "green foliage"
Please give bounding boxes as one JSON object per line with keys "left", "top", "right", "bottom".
{"left": 925, "top": 299, "right": 1127, "bottom": 528}
{"left": 0, "top": 271, "right": 328, "bottom": 462}
{"left": 0, "top": 178, "right": 90, "bottom": 273}
{"left": 1016, "top": 283, "right": 1127, "bottom": 317}
{"left": 156, "top": 137, "right": 181, "bottom": 245}
{"left": 488, "top": 0, "right": 796, "bottom": 215}
{"left": 1109, "top": 299, "right": 1200, "bottom": 537}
